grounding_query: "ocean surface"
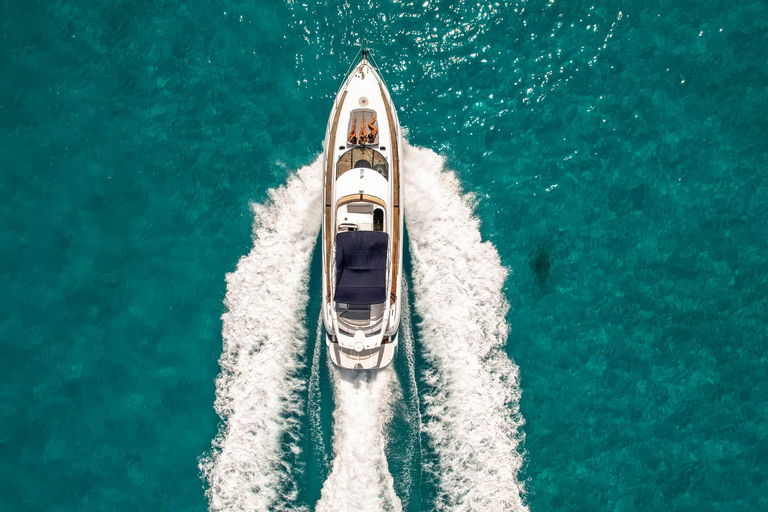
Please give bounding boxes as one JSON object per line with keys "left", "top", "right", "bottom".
{"left": 2, "top": 0, "right": 767, "bottom": 510}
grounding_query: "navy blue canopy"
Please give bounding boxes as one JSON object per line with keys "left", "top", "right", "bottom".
{"left": 334, "top": 231, "right": 389, "bottom": 305}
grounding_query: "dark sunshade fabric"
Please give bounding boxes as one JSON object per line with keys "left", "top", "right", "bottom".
{"left": 334, "top": 231, "right": 389, "bottom": 305}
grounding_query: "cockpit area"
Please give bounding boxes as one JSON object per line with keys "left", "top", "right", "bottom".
{"left": 336, "top": 201, "right": 385, "bottom": 233}
{"left": 336, "top": 301, "right": 386, "bottom": 335}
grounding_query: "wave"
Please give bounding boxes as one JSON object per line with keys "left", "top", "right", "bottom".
{"left": 403, "top": 143, "right": 529, "bottom": 512}
{"left": 200, "top": 157, "right": 323, "bottom": 512}
{"left": 315, "top": 366, "right": 403, "bottom": 512}
{"left": 389, "top": 279, "right": 422, "bottom": 510}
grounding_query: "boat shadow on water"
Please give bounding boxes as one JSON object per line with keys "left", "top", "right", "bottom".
{"left": 525, "top": 234, "right": 566, "bottom": 297}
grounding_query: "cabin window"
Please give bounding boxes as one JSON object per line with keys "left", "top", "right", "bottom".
{"left": 337, "top": 148, "right": 389, "bottom": 180}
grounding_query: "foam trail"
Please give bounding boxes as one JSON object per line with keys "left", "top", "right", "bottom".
{"left": 400, "top": 281, "right": 420, "bottom": 432}
{"left": 200, "top": 157, "right": 323, "bottom": 512}
{"left": 308, "top": 316, "right": 328, "bottom": 468}
{"left": 397, "top": 279, "right": 423, "bottom": 506}
{"left": 315, "top": 367, "right": 403, "bottom": 512}
{"left": 403, "top": 143, "right": 529, "bottom": 512}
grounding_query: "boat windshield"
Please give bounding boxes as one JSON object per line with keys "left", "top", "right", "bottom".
{"left": 337, "top": 148, "right": 388, "bottom": 180}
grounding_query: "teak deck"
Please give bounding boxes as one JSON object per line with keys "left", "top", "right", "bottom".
{"left": 379, "top": 82, "right": 400, "bottom": 306}
{"left": 324, "top": 92, "right": 347, "bottom": 301}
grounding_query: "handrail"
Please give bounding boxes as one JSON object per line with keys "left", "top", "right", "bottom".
{"left": 335, "top": 45, "right": 391, "bottom": 97}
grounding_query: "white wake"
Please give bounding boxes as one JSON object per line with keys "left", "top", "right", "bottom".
{"left": 396, "top": 279, "right": 422, "bottom": 509}
{"left": 200, "top": 157, "right": 323, "bottom": 512}
{"left": 315, "top": 367, "right": 403, "bottom": 512}
{"left": 308, "top": 317, "right": 328, "bottom": 469}
{"left": 403, "top": 144, "right": 529, "bottom": 512}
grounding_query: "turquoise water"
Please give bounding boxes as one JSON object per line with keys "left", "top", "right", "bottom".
{"left": 2, "top": 0, "right": 767, "bottom": 510}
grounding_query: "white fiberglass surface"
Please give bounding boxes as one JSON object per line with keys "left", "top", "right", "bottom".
{"left": 335, "top": 168, "right": 389, "bottom": 201}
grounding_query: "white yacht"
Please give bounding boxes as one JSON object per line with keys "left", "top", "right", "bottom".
{"left": 321, "top": 49, "right": 404, "bottom": 370}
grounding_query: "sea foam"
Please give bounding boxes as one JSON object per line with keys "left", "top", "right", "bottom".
{"left": 200, "top": 157, "right": 323, "bottom": 512}
{"left": 403, "top": 143, "right": 529, "bottom": 512}
{"left": 308, "top": 317, "right": 329, "bottom": 469}
{"left": 315, "top": 366, "right": 403, "bottom": 512}
{"left": 394, "top": 280, "right": 423, "bottom": 509}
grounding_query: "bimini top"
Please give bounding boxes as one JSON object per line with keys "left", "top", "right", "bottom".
{"left": 334, "top": 231, "right": 389, "bottom": 305}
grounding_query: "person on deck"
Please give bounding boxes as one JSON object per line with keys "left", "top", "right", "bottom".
{"left": 368, "top": 115, "right": 378, "bottom": 143}
{"left": 348, "top": 120, "right": 357, "bottom": 144}
{"left": 358, "top": 117, "right": 368, "bottom": 144}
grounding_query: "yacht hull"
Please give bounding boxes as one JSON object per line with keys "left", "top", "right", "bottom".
{"left": 321, "top": 53, "right": 404, "bottom": 370}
